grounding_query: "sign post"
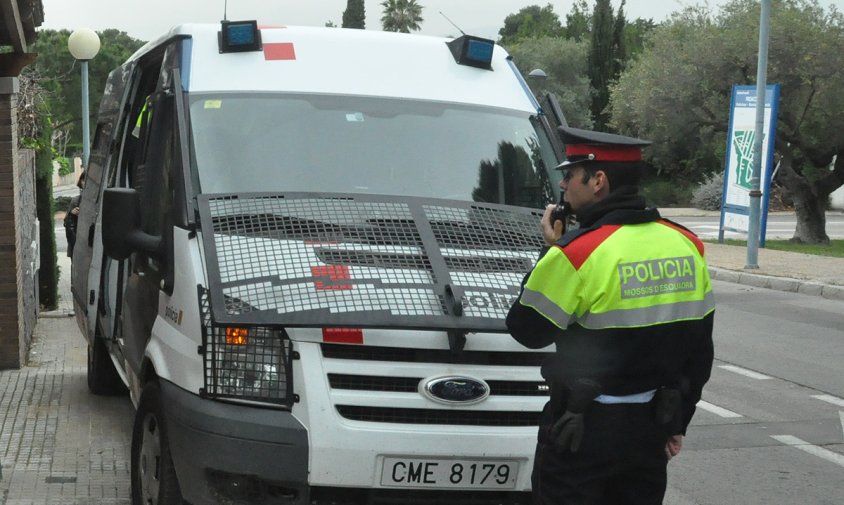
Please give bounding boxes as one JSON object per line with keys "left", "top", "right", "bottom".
{"left": 718, "top": 84, "right": 780, "bottom": 248}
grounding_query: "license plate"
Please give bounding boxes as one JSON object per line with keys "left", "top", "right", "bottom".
{"left": 380, "top": 457, "right": 519, "bottom": 489}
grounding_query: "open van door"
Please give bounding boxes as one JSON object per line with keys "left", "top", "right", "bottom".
{"left": 71, "top": 63, "right": 135, "bottom": 344}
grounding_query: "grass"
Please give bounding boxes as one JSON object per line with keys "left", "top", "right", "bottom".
{"left": 706, "top": 239, "right": 844, "bottom": 258}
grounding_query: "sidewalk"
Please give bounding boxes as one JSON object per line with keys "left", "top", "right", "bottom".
{"left": 661, "top": 208, "right": 844, "bottom": 301}
{"left": 0, "top": 255, "right": 133, "bottom": 505}
{"left": 706, "top": 242, "right": 844, "bottom": 299}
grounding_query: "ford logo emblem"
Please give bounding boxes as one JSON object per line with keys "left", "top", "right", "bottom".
{"left": 421, "top": 376, "right": 490, "bottom": 405}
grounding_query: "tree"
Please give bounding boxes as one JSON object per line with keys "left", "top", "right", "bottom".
{"left": 498, "top": 4, "right": 564, "bottom": 46}
{"left": 506, "top": 36, "right": 593, "bottom": 130}
{"left": 564, "top": 0, "right": 591, "bottom": 42}
{"left": 611, "top": 0, "right": 628, "bottom": 78}
{"left": 380, "top": 0, "right": 424, "bottom": 33}
{"left": 342, "top": 0, "right": 365, "bottom": 29}
{"left": 610, "top": 0, "right": 844, "bottom": 243}
{"left": 623, "top": 17, "right": 657, "bottom": 61}
{"left": 589, "top": 0, "right": 620, "bottom": 129}
{"left": 31, "top": 29, "right": 145, "bottom": 157}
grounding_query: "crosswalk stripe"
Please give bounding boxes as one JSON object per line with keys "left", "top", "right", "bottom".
{"left": 771, "top": 435, "right": 844, "bottom": 468}
{"left": 812, "top": 394, "right": 844, "bottom": 408}
{"left": 718, "top": 365, "right": 772, "bottom": 380}
{"left": 697, "top": 400, "right": 742, "bottom": 418}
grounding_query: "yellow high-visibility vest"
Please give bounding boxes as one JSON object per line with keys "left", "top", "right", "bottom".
{"left": 520, "top": 220, "right": 715, "bottom": 331}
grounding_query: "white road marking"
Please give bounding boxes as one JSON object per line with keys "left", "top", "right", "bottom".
{"left": 771, "top": 435, "right": 844, "bottom": 468}
{"left": 717, "top": 365, "right": 772, "bottom": 380}
{"left": 697, "top": 400, "right": 743, "bottom": 418}
{"left": 840, "top": 412, "right": 844, "bottom": 442}
{"left": 812, "top": 394, "right": 844, "bottom": 408}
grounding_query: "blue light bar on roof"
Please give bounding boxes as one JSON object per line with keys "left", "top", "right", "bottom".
{"left": 219, "top": 20, "right": 262, "bottom": 53}
{"left": 446, "top": 35, "right": 495, "bottom": 70}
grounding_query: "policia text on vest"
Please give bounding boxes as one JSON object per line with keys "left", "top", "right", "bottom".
{"left": 619, "top": 256, "right": 696, "bottom": 299}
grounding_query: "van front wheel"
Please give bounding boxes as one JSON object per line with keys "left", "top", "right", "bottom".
{"left": 131, "top": 381, "right": 184, "bottom": 505}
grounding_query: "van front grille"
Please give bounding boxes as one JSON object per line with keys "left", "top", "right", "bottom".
{"left": 336, "top": 406, "right": 540, "bottom": 426}
{"left": 321, "top": 344, "right": 550, "bottom": 367}
{"left": 328, "top": 374, "right": 550, "bottom": 396}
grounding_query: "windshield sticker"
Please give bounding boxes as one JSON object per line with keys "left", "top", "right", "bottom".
{"left": 204, "top": 99, "right": 222, "bottom": 109}
{"left": 345, "top": 112, "right": 365, "bottom": 122}
{"left": 618, "top": 256, "right": 696, "bottom": 299}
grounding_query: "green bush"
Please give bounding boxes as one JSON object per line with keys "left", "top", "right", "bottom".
{"left": 34, "top": 113, "right": 58, "bottom": 310}
{"left": 55, "top": 156, "right": 72, "bottom": 176}
{"left": 691, "top": 171, "right": 724, "bottom": 210}
{"left": 640, "top": 178, "right": 693, "bottom": 207}
{"left": 54, "top": 195, "right": 72, "bottom": 212}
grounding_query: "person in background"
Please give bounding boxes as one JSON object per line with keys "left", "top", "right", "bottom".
{"left": 506, "top": 126, "right": 715, "bottom": 505}
{"left": 64, "top": 171, "right": 85, "bottom": 259}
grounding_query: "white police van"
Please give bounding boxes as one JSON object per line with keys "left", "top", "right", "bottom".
{"left": 71, "top": 21, "right": 562, "bottom": 505}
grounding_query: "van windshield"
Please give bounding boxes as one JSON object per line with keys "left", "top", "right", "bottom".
{"left": 188, "top": 93, "right": 559, "bottom": 208}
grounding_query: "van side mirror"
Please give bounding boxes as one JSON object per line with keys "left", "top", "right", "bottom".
{"left": 102, "top": 188, "right": 162, "bottom": 260}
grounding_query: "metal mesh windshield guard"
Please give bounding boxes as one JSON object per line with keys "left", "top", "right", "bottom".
{"left": 197, "top": 193, "right": 544, "bottom": 332}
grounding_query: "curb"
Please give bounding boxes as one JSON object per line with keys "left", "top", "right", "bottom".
{"left": 39, "top": 310, "right": 75, "bottom": 319}
{"left": 709, "top": 267, "right": 844, "bottom": 301}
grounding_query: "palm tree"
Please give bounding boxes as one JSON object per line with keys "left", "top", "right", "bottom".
{"left": 380, "top": 0, "right": 424, "bottom": 33}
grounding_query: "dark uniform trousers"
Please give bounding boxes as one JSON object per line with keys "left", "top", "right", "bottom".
{"left": 533, "top": 400, "right": 668, "bottom": 505}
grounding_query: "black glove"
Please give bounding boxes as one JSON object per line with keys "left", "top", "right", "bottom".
{"left": 549, "top": 378, "right": 602, "bottom": 453}
{"left": 550, "top": 410, "right": 585, "bottom": 452}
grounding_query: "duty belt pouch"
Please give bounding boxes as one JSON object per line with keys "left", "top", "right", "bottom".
{"left": 654, "top": 388, "right": 682, "bottom": 433}
{"left": 549, "top": 382, "right": 567, "bottom": 416}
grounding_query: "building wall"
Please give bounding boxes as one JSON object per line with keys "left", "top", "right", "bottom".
{"left": 0, "top": 79, "right": 38, "bottom": 370}
{"left": 0, "top": 87, "right": 21, "bottom": 368}
{"left": 16, "top": 148, "right": 38, "bottom": 359}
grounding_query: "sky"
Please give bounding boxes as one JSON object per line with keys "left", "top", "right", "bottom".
{"left": 38, "top": 0, "right": 844, "bottom": 43}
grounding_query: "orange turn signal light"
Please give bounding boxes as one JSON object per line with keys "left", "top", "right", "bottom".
{"left": 225, "top": 327, "right": 249, "bottom": 345}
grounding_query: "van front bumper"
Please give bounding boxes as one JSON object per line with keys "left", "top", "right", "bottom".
{"left": 160, "top": 380, "right": 309, "bottom": 505}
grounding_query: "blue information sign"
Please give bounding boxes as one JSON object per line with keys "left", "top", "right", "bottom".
{"left": 719, "top": 84, "right": 780, "bottom": 246}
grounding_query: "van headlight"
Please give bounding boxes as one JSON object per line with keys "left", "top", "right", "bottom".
{"left": 203, "top": 325, "right": 293, "bottom": 405}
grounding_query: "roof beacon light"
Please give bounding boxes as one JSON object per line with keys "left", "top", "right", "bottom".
{"left": 446, "top": 35, "right": 494, "bottom": 70}
{"left": 219, "top": 20, "right": 262, "bottom": 53}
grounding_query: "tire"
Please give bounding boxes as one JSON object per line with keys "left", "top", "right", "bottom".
{"left": 131, "top": 380, "right": 184, "bottom": 505}
{"left": 87, "top": 336, "right": 127, "bottom": 395}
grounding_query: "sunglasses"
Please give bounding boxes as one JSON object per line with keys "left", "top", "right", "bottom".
{"left": 562, "top": 167, "right": 593, "bottom": 183}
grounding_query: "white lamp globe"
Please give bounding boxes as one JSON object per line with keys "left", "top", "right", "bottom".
{"left": 68, "top": 28, "right": 101, "bottom": 60}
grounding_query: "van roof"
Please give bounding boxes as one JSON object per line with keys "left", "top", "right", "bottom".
{"left": 133, "top": 24, "right": 538, "bottom": 112}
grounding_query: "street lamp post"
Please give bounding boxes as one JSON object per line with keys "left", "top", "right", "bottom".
{"left": 67, "top": 28, "right": 101, "bottom": 170}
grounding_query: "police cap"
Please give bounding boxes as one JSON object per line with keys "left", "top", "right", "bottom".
{"left": 556, "top": 126, "right": 651, "bottom": 169}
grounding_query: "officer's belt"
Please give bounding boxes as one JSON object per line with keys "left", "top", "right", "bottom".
{"left": 594, "top": 389, "right": 656, "bottom": 404}
{"left": 550, "top": 381, "right": 657, "bottom": 407}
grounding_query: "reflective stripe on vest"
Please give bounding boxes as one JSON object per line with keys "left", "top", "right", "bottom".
{"left": 578, "top": 290, "right": 715, "bottom": 329}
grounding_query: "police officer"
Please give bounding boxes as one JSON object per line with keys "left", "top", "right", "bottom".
{"left": 507, "top": 126, "right": 715, "bottom": 505}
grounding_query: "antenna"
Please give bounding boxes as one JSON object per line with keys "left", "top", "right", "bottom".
{"left": 439, "top": 11, "right": 465, "bottom": 36}
{"left": 223, "top": 0, "right": 228, "bottom": 21}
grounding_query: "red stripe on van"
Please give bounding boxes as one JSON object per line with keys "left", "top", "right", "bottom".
{"left": 264, "top": 42, "right": 296, "bottom": 60}
{"left": 311, "top": 265, "right": 352, "bottom": 290}
{"left": 323, "top": 328, "right": 364, "bottom": 344}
